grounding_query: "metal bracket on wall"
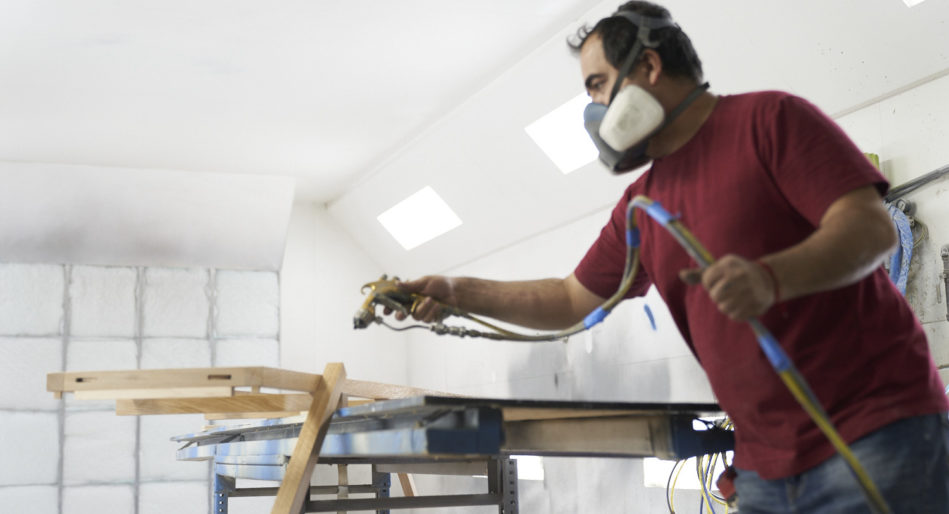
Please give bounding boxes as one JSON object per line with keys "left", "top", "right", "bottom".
{"left": 941, "top": 245, "right": 949, "bottom": 322}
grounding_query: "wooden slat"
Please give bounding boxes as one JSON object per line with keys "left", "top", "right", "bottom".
{"left": 115, "top": 393, "right": 314, "bottom": 416}
{"left": 501, "top": 407, "right": 643, "bottom": 422}
{"left": 49, "top": 367, "right": 260, "bottom": 393}
{"left": 398, "top": 473, "right": 417, "bottom": 497}
{"left": 76, "top": 386, "right": 234, "bottom": 401}
{"left": 272, "top": 363, "right": 346, "bottom": 514}
{"left": 47, "top": 367, "right": 321, "bottom": 394}
{"left": 341, "top": 379, "right": 460, "bottom": 400}
{"left": 204, "top": 411, "right": 306, "bottom": 421}
{"left": 259, "top": 368, "right": 322, "bottom": 392}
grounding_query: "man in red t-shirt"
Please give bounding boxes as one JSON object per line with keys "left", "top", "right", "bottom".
{"left": 397, "top": 2, "right": 949, "bottom": 511}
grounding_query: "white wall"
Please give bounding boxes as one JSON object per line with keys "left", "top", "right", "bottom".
{"left": 0, "top": 163, "right": 294, "bottom": 271}
{"left": 401, "top": 75, "right": 949, "bottom": 513}
{"left": 0, "top": 263, "right": 280, "bottom": 514}
{"left": 280, "top": 201, "right": 409, "bottom": 384}
{"left": 835, "top": 73, "right": 949, "bottom": 380}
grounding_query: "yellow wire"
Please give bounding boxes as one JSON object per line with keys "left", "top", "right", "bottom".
{"left": 697, "top": 456, "right": 716, "bottom": 514}
{"left": 670, "top": 459, "right": 687, "bottom": 513}
{"left": 705, "top": 452, "right": 728, "bottom": 507}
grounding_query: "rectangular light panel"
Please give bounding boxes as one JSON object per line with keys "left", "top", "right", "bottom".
{"left": 377, "top": 186, "right": 462, "bottom": 250}
{"left": 903, "top": 0, "right": 928, "bottom": 6}
{"left": 525, "top": 92, "right": 599, "bottom": 174}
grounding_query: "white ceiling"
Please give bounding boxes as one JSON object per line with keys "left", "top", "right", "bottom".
{"left": 0, "top": 0, "right": 602, "bottom": 202}
{"left": 2, "top": 0, "right": 949, "bottom": 274}
{"left": 330, "top": 0, "right": 949, "bottom": 277}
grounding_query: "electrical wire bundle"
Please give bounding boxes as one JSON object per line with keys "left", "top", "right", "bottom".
{"left": 666, "top": 418, "right": 733, "bottom": 514}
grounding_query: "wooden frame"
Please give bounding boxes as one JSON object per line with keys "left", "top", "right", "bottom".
{"left": 47, "top": 365, "right": 451, "bottom": 514}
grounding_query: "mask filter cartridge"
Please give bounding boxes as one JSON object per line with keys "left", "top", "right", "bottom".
{"left": 599, "top": 85, "right": 665, "bottom": 151}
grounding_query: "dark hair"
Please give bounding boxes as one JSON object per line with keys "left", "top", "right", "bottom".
{"left": 570, "top": 1, "right": 703, "bottom": 83}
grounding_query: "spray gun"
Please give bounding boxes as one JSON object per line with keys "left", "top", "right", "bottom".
{"left": 353, "top": 275, "right": 421, "bottom": 329}
{"left": 353, "top": 275, "right": 554, "bottom": 340}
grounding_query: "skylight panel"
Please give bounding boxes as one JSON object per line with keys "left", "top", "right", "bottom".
{"left": 377, "top": 186, "right": 462, "bottom": 250}
{"left": 525, "top": 92, "right": 599, "bottom": 174}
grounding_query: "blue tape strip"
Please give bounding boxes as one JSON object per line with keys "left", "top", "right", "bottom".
{"left": 643, "top": 304, "right": 656, "bottom": 331}
{"left": 644, "top": 201, "right": 675, "bottom": 226}
{"left": 757, "top": 332, "right": 790, "bottom": 371}
{"left": 583, "top": 307, "right": 609, "bottom": 329}
{"left": 626, "top": 228, "right": 641, "bottom": 248}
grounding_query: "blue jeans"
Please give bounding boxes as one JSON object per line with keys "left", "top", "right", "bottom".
{"left": 734, "top": 413, "right": 949, "bottom": 513}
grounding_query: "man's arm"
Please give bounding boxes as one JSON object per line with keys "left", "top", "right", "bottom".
{"left": 682, "top": 185, "right": 897, "bottom": 320}
{"left": 399, "top": 273, "right": 606, "bottom": 331}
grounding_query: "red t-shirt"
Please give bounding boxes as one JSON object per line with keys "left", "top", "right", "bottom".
{"left": 574, "top": 91, "right": 948, "bottom": 479}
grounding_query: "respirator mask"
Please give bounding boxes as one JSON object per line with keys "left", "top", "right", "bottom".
{"left": 583, "top": 11, "right": 709, "bottom": 173}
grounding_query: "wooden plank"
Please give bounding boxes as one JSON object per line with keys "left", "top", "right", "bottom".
{"left": 48, "top": 367, "right": 261, "bottom": 393}
{"left": 501, "top": 407, "right": 643, "bottom": 422}
{"left": 259, "top": 368, "right": 321, "bottom": 393}
{"left": 397, "top": 473, "right": 417, "bottom": 497}
{"left": 204, "top": 411, "right": 306, "bottom": 421}
{"left": 115, "top": 393, "right": 314, "bottom": 416}
{"left": 272, "top": 363, "right": 346, "bottom": 514}
{"left": 47, "top": 367, "right": 321, "bottom": 395}
{"left": 341, "top": 379, "right": 461, "bottom": 400}
{"left": 76, "top": 387, "right": 234, "bottom": 401}
{"left": 337, "top": 464, "right": 349, "bottom": 514}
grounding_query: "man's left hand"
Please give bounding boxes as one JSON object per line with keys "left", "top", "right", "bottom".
{"left": 679, "top": 255, "right": 776, "bottom": 321}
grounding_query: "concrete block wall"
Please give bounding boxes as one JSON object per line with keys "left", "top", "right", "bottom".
{"left": 0, "top": 262, "right": 280, "bottom": 514}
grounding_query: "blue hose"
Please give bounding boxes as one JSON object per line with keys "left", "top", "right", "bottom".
{"left": 885, "top": 203, "right": 913, "bottom": 295}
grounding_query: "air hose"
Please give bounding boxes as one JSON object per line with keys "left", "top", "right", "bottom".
{"left": 624, "top": 196, "right": 891, "bottom": 514}
{"left": 356, "top": 194, "right": 891, "bottom": 513}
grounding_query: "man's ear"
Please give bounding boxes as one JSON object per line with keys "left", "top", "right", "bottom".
{"left": 641, "top": 49, "right": 663, "bottom": 85}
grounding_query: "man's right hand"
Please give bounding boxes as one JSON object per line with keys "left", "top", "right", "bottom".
{"left": 384, "top": 274, "right": 605, "bottom": 331}
{"left": 396, "top": 276, "right": 458, "bottom": 323}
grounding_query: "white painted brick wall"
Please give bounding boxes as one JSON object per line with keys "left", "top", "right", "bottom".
{"left": 139, "top": 481, "right": 210, "bottom": 514}
{"left": 63, "top": 411, "right": 136, "bottom": 485}
{"left": 62, "top": 485, "right": 134, "bottom": 514}
{"left": 216, "top": 271, "right": 279, "bottom": 337}
{"left": 0, "top": 412, "right": 60, "bottom": 485}
{"left": 0, "top": 338, "right": 62, "bottom": 410}
{"left": 0, "top": 263, "right": 64, "bottom": 336}
{"left": 0, "top": 262, "right": 280, "bottom": 513}
{"left": 65, "top": 340, "right": 138, "bottom": 411}
{"left": 143, "top": 268, "right": 209, "bottom": 338}
{"left": 0, "top": 485, "right": 58, "bottom": 514}
{"left": 214, "top": 339, "right": 280, "bottom": 368}
{"left": 69, "top": 266, "right": 136, "bottom": 337}
{"left": 141, "top": 339, "right": 212, "bottom": 369}
{"left": 140, "top": 414, "right": 209, "bottom": 481}
{"left": 225, "top": 492, "right": 278, "bottom": 514}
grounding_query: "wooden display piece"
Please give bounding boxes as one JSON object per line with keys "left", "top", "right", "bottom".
{"left": 271, "top": 362, "right": 346, "bottom": 514}
{"left": 115, "top": 393, "right": 314, "bottom": 416}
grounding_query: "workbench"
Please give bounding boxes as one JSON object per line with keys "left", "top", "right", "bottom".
{"left": 47, "top": 364, "right": 733, "bottom": 513}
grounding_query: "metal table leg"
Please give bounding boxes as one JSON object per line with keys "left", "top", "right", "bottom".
{"left": 214, "top": 474, "right": 236, "bottom": 514}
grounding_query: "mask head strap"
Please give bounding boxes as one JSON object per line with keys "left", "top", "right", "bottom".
{"left": 606, "top": 11, "right": 678, "bottom": 104}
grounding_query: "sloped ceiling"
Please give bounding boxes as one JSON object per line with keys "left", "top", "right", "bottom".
{"left": 329, "top": 0, "right": 949, "bottom": 278}
{"left": 1, "top": 1, "right": 948, "bottom": 272}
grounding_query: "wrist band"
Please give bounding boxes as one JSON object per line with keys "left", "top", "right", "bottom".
{"left": 756, "top": 260, "right": 781, "bottom": 303}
